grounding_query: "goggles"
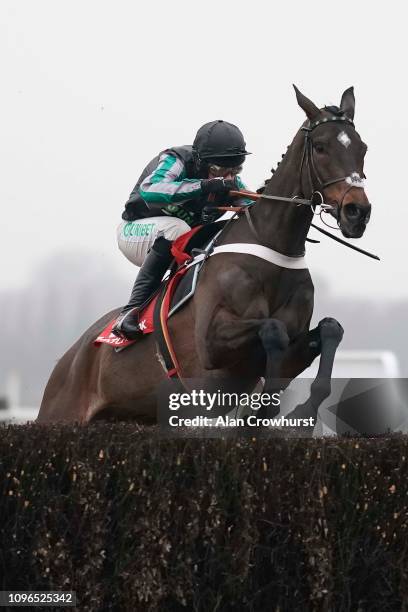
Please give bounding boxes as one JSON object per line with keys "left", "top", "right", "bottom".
{"left": 208, "top": 163, "right": 243, "bottom": 177}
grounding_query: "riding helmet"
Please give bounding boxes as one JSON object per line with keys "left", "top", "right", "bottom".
{"left": 193, "top": 120, "right": 251, "bottom": 166}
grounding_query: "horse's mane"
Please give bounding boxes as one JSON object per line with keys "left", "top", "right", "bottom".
{"left": 256, "top": 105, "right": 346, "bottom": 193}
{"left": 257, "top": 146, "right": 289, "bottom": 194}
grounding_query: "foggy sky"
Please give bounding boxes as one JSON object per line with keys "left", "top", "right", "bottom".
{"left": 1, "top": 0, "right": 406, "bottom": 299}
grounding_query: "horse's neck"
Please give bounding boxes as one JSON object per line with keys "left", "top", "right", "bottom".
{"left": 250, "top": 131, "right": 313, "bottom": 256}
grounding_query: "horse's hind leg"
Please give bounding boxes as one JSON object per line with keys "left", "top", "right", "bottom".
{"left": 285, "top": 317, "right": 344, "bottom": 428}
{"left": 38, "top": 337, "right": 101, "bottom": 424}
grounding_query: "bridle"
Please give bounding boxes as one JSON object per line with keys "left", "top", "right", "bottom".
{"left": 216, "top": 114, "right": 379, "bottom": 260}
{"left": 300, "top": 115, "right": 367, "bottom": 225}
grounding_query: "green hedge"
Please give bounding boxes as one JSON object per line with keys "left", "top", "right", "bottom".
{"left": 1, "top": 424, "right": 408, "bottom": 611}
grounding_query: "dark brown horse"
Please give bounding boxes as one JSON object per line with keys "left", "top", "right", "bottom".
{"left": 38, "top": 86, "right": 371, "bottom": 425}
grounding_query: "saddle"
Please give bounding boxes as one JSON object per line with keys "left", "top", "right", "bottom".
{"left": 94, "top": 221, "right": 227, "bottom": 356}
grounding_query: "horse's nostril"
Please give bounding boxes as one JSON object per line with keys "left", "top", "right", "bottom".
{"left": 344, "top": 203, "right": 371, "bottom": 223}
{"left": 345, "top": 204, "right": 359, "bottom": 219}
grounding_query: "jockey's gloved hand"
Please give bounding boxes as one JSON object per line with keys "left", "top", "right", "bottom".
{"left": 200, "top": 176, "right": 240, "bottom": 196}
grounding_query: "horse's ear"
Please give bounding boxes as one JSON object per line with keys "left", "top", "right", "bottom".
{"left": 293, "top": 84, "right": 320, "bottom": 121}
{"left": 340, "top": 86, "right": 355, "bottom": 120}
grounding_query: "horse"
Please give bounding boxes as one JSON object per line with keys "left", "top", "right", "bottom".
{"left": 37, "top": 86, "right": 371, "bottom": 425}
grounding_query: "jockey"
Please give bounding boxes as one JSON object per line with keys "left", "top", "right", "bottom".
{"left": 113, "top": 120, "right": 252, "bottom": 339}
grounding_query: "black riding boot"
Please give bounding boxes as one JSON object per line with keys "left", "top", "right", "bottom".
{"left": 113, "top": 236, "right": 172, "bottom": 339}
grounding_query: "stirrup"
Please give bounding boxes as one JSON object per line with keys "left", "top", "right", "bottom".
{"left": 111, "top": 308, "right": 141, "bottom": 339}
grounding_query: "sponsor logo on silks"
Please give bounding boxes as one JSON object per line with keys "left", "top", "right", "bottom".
{"left": 164, "top": 204, "right": 194, "bottom": 225}
{"left": 139, "top": 319, "right": 147, "bottom": 331}
{"left": 123, "top": 222, "right": 156, "bottom": 238}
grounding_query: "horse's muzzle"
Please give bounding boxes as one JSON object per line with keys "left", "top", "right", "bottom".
{"left": 340, "top": 202, "right": 371, "bottom": 237}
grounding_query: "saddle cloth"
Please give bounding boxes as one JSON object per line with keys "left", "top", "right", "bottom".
{"left": 94, "top": 221, "right": 226, "bottom": 349}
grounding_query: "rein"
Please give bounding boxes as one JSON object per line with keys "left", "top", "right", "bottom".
{"left": 212, "top": 191, "right": 380, "bottom": 261}
{"left": 231, "top": 189, "right": 333, "bottom": 214}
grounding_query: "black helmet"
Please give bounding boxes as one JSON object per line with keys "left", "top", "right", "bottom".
{"left": 193, "top": 120, "right": 251, "bottom": 163}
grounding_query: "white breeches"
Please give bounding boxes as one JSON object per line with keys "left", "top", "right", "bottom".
{"left": 116, "top": 216, "right": 191, "bottom": 266}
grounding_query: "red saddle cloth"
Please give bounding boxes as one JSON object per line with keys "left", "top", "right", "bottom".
{"left": 94, "top": 226, "right": 201, "bottom": 349}
{"left": 94, "top": 296, "right": 157, "bottom": 348}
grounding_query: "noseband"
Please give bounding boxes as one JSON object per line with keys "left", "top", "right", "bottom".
{"left": 300, "top": 115, "right": 366, "bottom": 223}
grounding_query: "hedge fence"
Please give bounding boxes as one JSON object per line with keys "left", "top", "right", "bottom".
{"left": 1, "top": 423, "right": 408, "bottom": 611}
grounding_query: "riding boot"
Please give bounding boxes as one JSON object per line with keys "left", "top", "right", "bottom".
{"left": 112, "top": 236, "right": 173, "bottom": 339}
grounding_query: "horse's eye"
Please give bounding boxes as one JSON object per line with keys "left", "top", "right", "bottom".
{"left": 313, "top": 142, "right": 326, "bottom": 154}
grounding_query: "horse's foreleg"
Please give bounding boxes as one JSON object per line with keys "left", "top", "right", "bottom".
{"left": 258, "top": 319, "right": 290, "bottom": 417}
{"left": 202, "top": 317, "right": 290, "bottom": 417}
{"left": 285, "top": 317, "right": 344, "bottom": 425}
{"left": 203, "top": 317, "right": 288, "bottom": 369}
{"left": 280, "top": 325, "right": 322, "bottom": 379}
